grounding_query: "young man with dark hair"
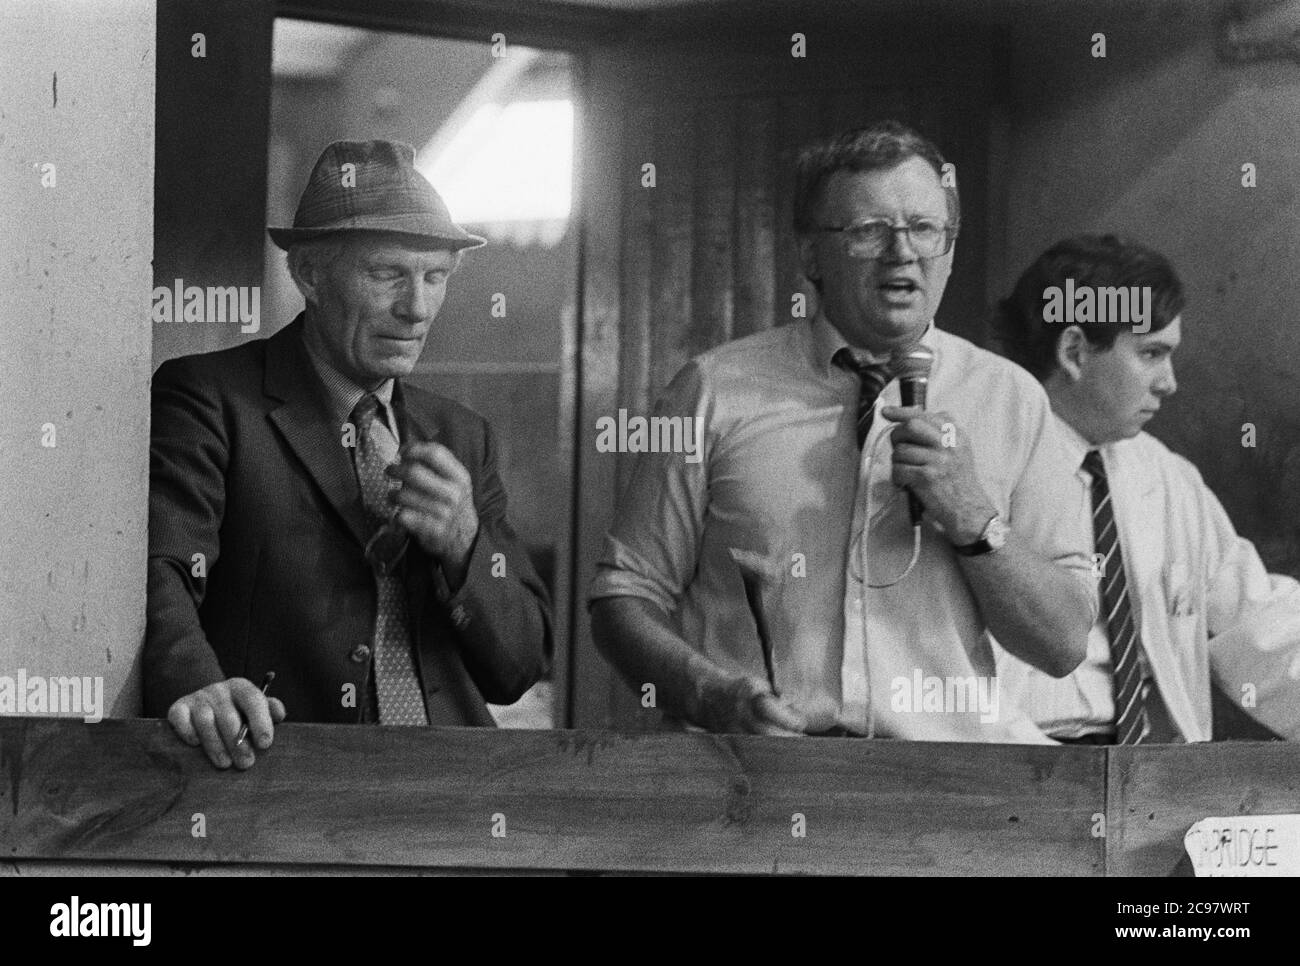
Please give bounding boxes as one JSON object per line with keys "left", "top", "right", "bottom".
{"left": 589, "top": 122, "right": 1096, "bottom": 742}
{"left": 993, "top": 233, "right": 1300, "bottom": 743}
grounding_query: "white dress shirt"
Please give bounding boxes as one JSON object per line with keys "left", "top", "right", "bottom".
{"left": 998, "top": 414, "right": 1300, "bottom": 741}
{"left": 591, "top": 314, "right": 1096, "bottom": 741}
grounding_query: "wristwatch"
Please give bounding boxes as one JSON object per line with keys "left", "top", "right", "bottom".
{"left": 953, "top": 513, "right": 1008, "bottom": 557}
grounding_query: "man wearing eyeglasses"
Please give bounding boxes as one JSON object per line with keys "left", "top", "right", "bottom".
{"left": 590, "top": 121, "right": 1095, "bottom": 741}
{"left": 145, "top": 141, "right": 552, "bottom": 769}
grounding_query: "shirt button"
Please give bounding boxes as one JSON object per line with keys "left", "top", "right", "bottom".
{"left": 349, "top": 644, "right": 372, "bottom": 663}
{"left": 450, "top": 605, "right": 470, "bottom": 629}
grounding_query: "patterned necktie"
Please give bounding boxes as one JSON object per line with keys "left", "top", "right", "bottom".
{"left": 1082, "top": 450, "right": 1149, "bottom": 744}
{"left": 834, "top": 347, "right": 893, "bottom": 448}
{"left": 351, "top": 394, "right": 428, "bottom": 726}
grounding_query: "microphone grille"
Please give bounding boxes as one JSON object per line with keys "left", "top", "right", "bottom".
{"left": 891, "top": 344, "right": 934, "bottom": 381}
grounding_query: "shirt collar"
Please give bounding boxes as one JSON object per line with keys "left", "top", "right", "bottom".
{"left": 1051, "top": 410, "right": 1107, "bottom": 474}
{"left": 809, "top": 310, "right": 936, "bottom": 377}
{"left": 302, "top": 335, "right": 397, "bottom": 432}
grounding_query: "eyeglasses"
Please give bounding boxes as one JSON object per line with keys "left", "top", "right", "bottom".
{"left": 817, "top": 217, "right": 959, "bottom": 259}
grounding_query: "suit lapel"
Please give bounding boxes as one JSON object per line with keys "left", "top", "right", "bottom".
{"left": 264, "top": 316, "right": 372, "bottom": 549}
{"left": 392, "top": 381, "right": 440, "bottom": 448}
{"left": 392, "top": 381, "right": 442, "bottom": 629}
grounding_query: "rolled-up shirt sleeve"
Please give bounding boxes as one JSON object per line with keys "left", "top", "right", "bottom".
{"left": 1006, "top": 382, "right": 1100, "bottom": 624}
{"left": 588, "top": 361, "right": 713, "bottom": 616}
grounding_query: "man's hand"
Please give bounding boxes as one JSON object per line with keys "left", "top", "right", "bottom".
{"left": 880, "top": 405, "right": 997, "bottom": 544}
{"left": 592, "top": 596, "right": 810, "bottom": 737}
{"left": 167, "top": 678, "right": 287, "bottom": 770}
{"left": 697, "top": 675, "right": 808, "bottom": 736}
{"left": 386, "top": 441, "right": 479, "bottom": 585}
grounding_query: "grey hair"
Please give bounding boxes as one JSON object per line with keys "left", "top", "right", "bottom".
{"left": 285, "top": 236, "right": 351, "bottom": 297}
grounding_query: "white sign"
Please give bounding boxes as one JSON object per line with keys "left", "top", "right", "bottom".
{"left": 1184, "top": 815, "right": 1300, "bottom": 877}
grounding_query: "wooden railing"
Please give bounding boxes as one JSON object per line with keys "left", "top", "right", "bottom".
{"left": 1, "top": 718, "right": 1294, "bottom": 875}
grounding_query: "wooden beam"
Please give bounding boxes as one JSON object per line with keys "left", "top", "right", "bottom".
{"left": 1105, "top": 742, "right": 1300, "bottom": 876}
{"left": 275, "top": 0, "right": 641, "bottom": 49}
{"left": 569, "top": 50, "right": 629, "bottom": 730}
{"left": 733, "top": 96, "right": 778, "bottom": 336}
{"left": 1, "top": 718, "right": 1104, "bottom": 875}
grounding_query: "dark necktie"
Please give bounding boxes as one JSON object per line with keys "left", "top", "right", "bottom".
{"left": 1082, "top": 449, "right": 1149, "bottom": 744}
{"left": 834, "top": 347, "right": 893, "bottom": 448}
{"left": 350, "top": 394, "right": 428, "bottom": 726}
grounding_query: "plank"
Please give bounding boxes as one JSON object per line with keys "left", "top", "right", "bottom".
{"left": 826, "top": 84, "right": 914, "bottom": 135}
{"left": 615, "top": 97, "right": 657, "bottom": 498}
{"left": 276, "top": 0, "right": 638, "bottom": 49}
{"left": 2, "top": 859, "right": 545, "bottom": 877}
{"left": 774, "top": 93, "right": 824, "bottom": 328}
{"left": 647, "top": 106, "right": 696, "bottom": 397}
{"left": 733, "top": 96, "right": 778, "bottom": 336}
{"left": 1106, "top": 742, "right": 1300, "bottom": 877}
{"left": 688, "top": 98, "right": 737, "bottom": 353}
{"left": 569, "top": 51, "right": 629, "bottom": 731}
{"left": 1, "top": 719, "right": 1105, "bottom": 876}
{"left": 601, "top": 93, "right": 664, "bottom": 734}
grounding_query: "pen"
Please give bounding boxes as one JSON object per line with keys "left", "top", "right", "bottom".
{"left": 739, "top": 570, "right": 780, "bottom": 698}
{"left": 235, "top": 671, "right": 276, "bottom": 746}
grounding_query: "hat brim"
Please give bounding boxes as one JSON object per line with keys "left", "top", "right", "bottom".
{"left": 268, "top": 220, "right": 487, "bottom": 252}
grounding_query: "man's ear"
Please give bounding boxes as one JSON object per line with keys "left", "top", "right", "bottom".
{"left": 286, "top": 249, "right": 323, "bottom": 306}
{"left": 797, "top": 233, "right": 820, "bottom": 285}
{"left": 1056, "top": 325, "right": 1088, "bottom": 381}
{"left": 934, "top": 238, "right": 956, "bottom": 286}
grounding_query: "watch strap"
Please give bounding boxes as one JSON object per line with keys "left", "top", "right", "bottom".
{"left": 953, "top": 514, "right": 1002, "bottom": 557}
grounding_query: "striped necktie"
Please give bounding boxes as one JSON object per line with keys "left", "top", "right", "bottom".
{"left": 834, "top": 348, "right": 893, "bottom": 448}
{"left": 1082, "top": 449, "right": 1149, "bottom": 744}
{"left": 351, "top": 394, "right": 429, "bottom": 726}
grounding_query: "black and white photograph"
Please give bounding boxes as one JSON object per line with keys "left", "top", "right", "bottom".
{"left": 3, "top": 0, "right": 1300, "bottom": 922}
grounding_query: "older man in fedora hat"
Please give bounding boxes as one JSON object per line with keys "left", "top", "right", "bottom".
{"left": 145, "top": 140, "right": 552, "bottom": 769}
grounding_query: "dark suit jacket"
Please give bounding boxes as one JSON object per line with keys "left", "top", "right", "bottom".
{"left": 144, "top": 315, "right": 552, "bottom": 725}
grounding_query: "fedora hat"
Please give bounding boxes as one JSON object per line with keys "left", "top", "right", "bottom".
{"left": 268, "top": 140, "right": 486, "bottom": 251}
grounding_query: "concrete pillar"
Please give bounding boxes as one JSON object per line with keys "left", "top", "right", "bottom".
{"left": 0, "top": 0, "right": 156, "bottom": 717}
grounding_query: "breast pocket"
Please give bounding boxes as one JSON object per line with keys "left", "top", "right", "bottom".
{"left": 1163, "top": 562, "right": 1195, "bottom": 617}
{"left": 1160, "top": 561, "right": 1205, "bottom": 651}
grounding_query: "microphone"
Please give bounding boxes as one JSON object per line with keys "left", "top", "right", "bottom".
{"left": 891, "top": 345, "right": 935, "bottom": 526}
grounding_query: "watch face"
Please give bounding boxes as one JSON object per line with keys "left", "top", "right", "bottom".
{"left": 986, "top": 517, "right": 1009, "bottom": 549}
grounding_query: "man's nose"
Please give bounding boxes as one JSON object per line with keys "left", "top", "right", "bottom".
{"left": 881, "top": 225, "right": 918, "bottom": 263}
{"left": 396, "top": 281, "right": 435, "bottom": 322}
{"left": 1154, "top": 359, "right": 1177, "bottom": 397}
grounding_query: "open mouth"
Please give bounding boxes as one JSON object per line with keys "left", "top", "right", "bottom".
{"left": 879, "top": 278, "right": 921, "bottom": 298}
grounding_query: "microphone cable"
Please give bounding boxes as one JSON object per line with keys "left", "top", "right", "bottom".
{"left": 857, "top": 424, "right": 924, "bottom": 589}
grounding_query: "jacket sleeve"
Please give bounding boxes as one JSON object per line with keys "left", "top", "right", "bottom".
{"left": 142, "top": 357, "right": 230, "bottom": 715}
{"left": 436, "top": 419, "right": 553, "bottom": 705}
